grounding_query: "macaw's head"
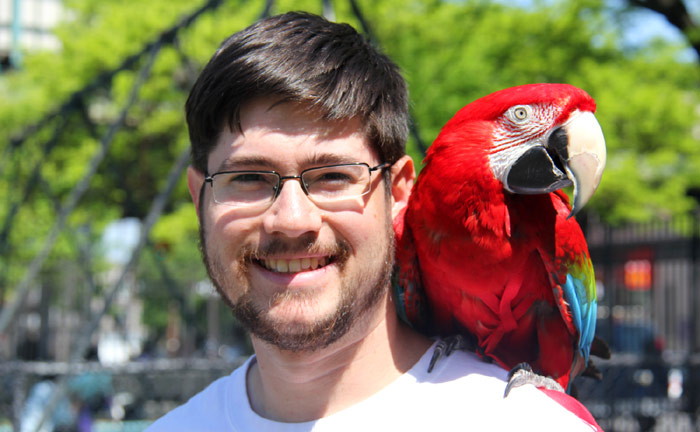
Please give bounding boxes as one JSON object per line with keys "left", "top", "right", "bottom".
{"left": 428, "top": 83, "right": 606, "bottom": 216}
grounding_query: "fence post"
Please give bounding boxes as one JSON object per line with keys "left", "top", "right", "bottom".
{"left": 692, "top": 208, "right": 700, "bottom": 352}
{"left": 688, "top": 208, "right": 700, "bottom": 416}
{"left": 12, "top": 368, "right": 27, "bottom": 432}
{"left": 602, "top": 221, "right": 616, "bottom": 418}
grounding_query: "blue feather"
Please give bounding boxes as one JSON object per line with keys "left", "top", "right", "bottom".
{"left": 561, "top": 274, "right": 597, "bottom": 363}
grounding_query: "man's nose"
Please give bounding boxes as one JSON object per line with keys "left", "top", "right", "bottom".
{"left": 262, "top": 178, "right": 322, "bottom": 237}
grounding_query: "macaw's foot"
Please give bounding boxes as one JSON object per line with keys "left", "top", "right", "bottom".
{"left": 504, "top": 362, "right": 565, "bottom": 397}
{"left": 428, "top": 335, "right": 473, "bottom": 373}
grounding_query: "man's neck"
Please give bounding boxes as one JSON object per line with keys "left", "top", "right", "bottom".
{"left": 246, "top": 295, "right": 432, "bottom": 422}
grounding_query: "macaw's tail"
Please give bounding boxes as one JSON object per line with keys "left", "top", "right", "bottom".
{"left": 580, "top": 336, "right": 611, "bottom": 381}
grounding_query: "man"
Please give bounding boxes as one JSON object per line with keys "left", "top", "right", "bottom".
{"left": 147, "top": 11, "right": 603, "bottom": 431}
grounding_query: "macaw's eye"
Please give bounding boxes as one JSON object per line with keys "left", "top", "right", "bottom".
{"left": 511, "top": 105, "right": 530, "bottom": 121}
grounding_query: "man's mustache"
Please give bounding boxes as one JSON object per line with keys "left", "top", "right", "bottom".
{"left": 239, "top": 234, "right": 351, "bottom": 265}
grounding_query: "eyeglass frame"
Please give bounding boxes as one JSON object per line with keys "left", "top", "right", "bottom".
{"left": 203, "top": 162, "right": 391, "bottom": 208}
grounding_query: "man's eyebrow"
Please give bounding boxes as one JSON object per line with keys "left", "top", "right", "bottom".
{"left": 306, "top": 153, "right": 363, "bottom": 166}
{"left": 216, "top": 156, "right": 275, "bottom": 172}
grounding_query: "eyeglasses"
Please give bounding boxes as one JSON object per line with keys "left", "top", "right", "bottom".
{"left": 204, "top": 162, "right": 390, "bottom": 209}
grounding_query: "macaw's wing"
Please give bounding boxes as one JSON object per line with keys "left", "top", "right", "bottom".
{"left": 544, "top": 191, "right": 598, "bottom": 382}
{"left": 393, "top": 206, "right": 429, "bottom": 331}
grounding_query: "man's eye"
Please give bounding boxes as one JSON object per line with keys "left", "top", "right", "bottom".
{"left": 226, "top": 173, "right": 275, "bottom": 192}
{"left": 305, "top": 171, "right": 359, "bottom": 196}
{"left": 316, "top": 172, "right": 353, "bottom": 183}
{"left": 308, "top": 171, "right": 358, "bottom": 190}
{"left": 230, "top": 173, "right": 267, "bottom": 184}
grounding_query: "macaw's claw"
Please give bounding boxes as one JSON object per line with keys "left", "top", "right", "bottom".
{"left": 504, "top": 362, "right": 565, "bottom": 397}
{"left": 428, "top": 335, "right": 472, "bottom": 373}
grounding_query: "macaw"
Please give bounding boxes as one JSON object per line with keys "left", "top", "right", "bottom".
{"left": 394, "top": 83, "right": 608, "bottom": 392}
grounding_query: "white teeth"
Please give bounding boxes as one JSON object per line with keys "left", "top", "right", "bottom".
{"left": 288, "top": 259, "right": 301, "bottom": 272}
{"left": 276, "top": 260, "right": 288, "bottom": 273}
{"left": 262, "top": 257, "right": 329, "bottom": 273}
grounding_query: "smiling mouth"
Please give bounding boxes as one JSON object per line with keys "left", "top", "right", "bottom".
{"left": 257, "top": 257, "right": 331, "bottom": 274}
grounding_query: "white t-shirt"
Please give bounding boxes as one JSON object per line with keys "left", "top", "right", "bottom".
{"left": 147, "top": 342, "right": 601, "bottom": 431}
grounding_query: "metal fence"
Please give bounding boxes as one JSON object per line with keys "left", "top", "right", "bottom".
{"left": 0, "top": 358, "right": 243, "bottom": 431}
{"left": 575, "top": 209, "right": 700, "bottom": 431}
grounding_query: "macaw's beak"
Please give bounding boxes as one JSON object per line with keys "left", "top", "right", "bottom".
{"left": 504, "top": 110, "right": 606, "bottom": 217}
{"left": 558, "top": 111, "right": 606, "bottom": 216}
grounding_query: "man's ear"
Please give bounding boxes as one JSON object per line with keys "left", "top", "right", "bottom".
{"left": 390, "top": 155, "right": 415, "bottom": 220}
{"left": 187, "top": 166, "right": 205, "bottom": 220}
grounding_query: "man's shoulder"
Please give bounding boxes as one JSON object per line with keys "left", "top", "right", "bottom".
{"left": 145, "top": 359, "right": 250, "bottom": 432}
{"left": 418, "top": 344, "right": 510, "bottom": 388}
{"left": 406, "top": 343, "right": 512, "bottom": 408}
{"left": 416, "top": 344, "right": 602, "bottom": 431}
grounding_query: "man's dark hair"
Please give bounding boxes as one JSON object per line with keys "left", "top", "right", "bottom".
{"left": 185, "top": 11, "right": 409, "bottom": 173}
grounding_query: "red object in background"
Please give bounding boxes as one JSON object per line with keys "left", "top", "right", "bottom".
{"left": 623, "top": 248, "right": 654, "bottom": 291}
{"left": 624, "top": 259, "right": 652, "bottom": 291}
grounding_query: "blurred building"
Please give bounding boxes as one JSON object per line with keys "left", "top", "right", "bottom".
{"left": 0, "top": 0, "right": 62, "bottom": 70}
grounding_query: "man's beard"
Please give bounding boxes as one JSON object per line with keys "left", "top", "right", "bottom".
{"left": 198, "top": 213, "right": 394, "bottom": 353}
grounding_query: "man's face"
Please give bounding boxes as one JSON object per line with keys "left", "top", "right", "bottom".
{"left": 190, "top": 99, "right": 396, "bottom": 352}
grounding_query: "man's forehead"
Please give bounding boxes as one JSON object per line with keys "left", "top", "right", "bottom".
{"left": 237, "top": 97, "right": 365, "bottom": 139}
{"left": 207, "top": 98, "right": 377, "bottom": 173}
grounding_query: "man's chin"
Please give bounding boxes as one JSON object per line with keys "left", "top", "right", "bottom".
{"left": 265, "top": 296, "right": 339, "bottom": 323}
{"left": 250, "top": 322, "right": 350, "bottom": 353}
{"left": 232, "top": 296, "right": 354, "bottom": 353}
{"left": 261, "top": 313, "right": 335, "bottom": 337}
